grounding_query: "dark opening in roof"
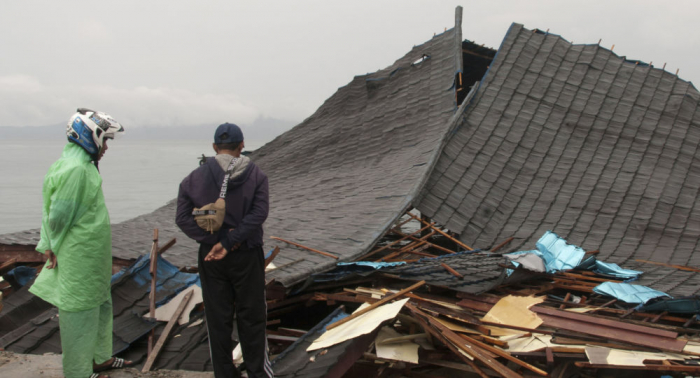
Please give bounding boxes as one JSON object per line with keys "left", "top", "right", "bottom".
{"left": 457, "top": 40, "right": 496, "bottom": 105}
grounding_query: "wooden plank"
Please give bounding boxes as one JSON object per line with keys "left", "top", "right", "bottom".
{"left": 458, "top": 333, "right": 548, "bottom": 376}
{"left": 390, "top": 229, "right": 458, "bottom": 255}
{"left": 408, "top": 304, "right": 523, "bottom": 378}
{"left": 147, "top": 229, "right": 159, "bottom": 356}
{"left": 441, "top": 263, "right": 464, "bottom": 280}
{"left": 157, "top": 238, "right": 176, "bottom": 255}
{"left": 559, "top": 293, "right": 571, "bottom": 309}
{"left": 456, "top": 292, "right": 501, "bottom": 304}
{"left": 490, "top": 237, "right": 514, "bottom": 253}
{"left": 532, "top": 306, "right": 679, "bottom": 339}
{"left": 270, "top": 236, "right": 338, "bottom": 259}
{"left": 557, "top": 272, "right": 623, "bottom": 283}
{"left": 142, "top": 290, "right": 193, "bottom": 372}
{"left": 0, "top": 258, "right": 17, "bottom": 273}
{"left": 276, "top": 327, "right": 308, "bottom": 337}
{"left": 456, "top": 298, "right": 494, "bottom": 313}
{"left": 405, "top": 303, "right": 490, "bottom": 378}
{"left": 326, "top": 281, "right": 426, "bottom": 331}
{"left": 635, "top": 259, "right": 700, "bottom": 273}
{"left": 0, "top": 250, "right": 45, "bottom": 263}
{"left": 480, "top": 321, "right": 554, "bottom": 335}
{"left": 409, "top": 295, "right": 482, "bottom": 324}
{"left": 267, "top": 293, "right": 314, "bottom": 310}
{"left": 314, "top": 292, "right": 375, "bottom": 305}
{"left": 575, "top": 362, "right": 700, "bottom": 373}
{"left": 360, "top": 223, "right": 434, "bottom": 260}
{"left": 537, "top": 312, "right": 687, "bottom": 352}
{"left": 409, "top": 213, "right": 473, "bottom": 251}
{"left": 552, "top": 283, "right": 595, "bottom": 292}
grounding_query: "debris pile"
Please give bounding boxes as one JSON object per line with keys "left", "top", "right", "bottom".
{"left": 3, "top": 210, "right": 700, "bottom": 377}
{"left": 263, "top": 210, "right": 700, "bottom": 377}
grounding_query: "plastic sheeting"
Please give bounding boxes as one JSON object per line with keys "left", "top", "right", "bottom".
{"left": 504, "top": 250, "right": 545, "bottom": 274}
{"left": 4, "top": 266, "right": 37, "bottom": 287}
{"left": 594, "top": 261, "right": 642, "bottom": 280}
{"left": 593, "top": 282, "right": 671, "bottom": 304}
{"left": 637, "top": 297, "right": 700, "bottom": 314}
{"left": 504, "top": 231, "right": 586, "bottom": 274}
{"left": 30, "top": 143, "right": 112, "bottom": 312}
{"left": 536, "top": 231, "right": 586, "bottom": 273}
{"left": 337, "top": 261, "right": 407, "bottom": 269}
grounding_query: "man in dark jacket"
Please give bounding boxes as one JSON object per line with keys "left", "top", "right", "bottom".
{"left": 176, "top": 123, "right": 272, "bottom": 378}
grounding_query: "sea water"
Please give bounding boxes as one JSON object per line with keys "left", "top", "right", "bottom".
{"left": 0, "top": 139, "right": 259, "bottom": 235}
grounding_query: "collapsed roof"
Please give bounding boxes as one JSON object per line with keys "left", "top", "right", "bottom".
{"left": 415, "top": 23, "right": 700, "bottom": 296}
{"left": 2, "top": 7, "right": 700, "bottom": 295}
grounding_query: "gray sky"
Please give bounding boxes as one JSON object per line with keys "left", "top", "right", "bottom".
{"left": 2, "top": 0, "right": 698, "bottom": 130}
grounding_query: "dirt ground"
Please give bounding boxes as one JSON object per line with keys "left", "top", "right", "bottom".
{"left": 0, "top": 351, "right": 214, "bottom": 378}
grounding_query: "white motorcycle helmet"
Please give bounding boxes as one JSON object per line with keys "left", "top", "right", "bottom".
{"left": 66, "top": 108, "right": 125, "bottom": 155}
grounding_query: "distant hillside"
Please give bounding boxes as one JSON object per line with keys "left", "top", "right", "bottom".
{"left": 0, "top": 117, "right": 297, "bottom": 146}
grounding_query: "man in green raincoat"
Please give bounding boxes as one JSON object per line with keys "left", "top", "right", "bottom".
{"left": 30, "top": 109, "right": 132, "bottom": 378}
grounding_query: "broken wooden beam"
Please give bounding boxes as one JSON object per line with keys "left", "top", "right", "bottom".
{"left": 0, "top": 249, "right": 45, "bottom": 264}
{"left": 157, "top": 238, "right": 176, "bottom": 255}
{"left": 360, "top": 223, "right": 435, "bottom": 260}
{"left": 265, "top": 258, "right": 304, "bottom": 272}
{"left": 390, "top": 229, "right": 458, "bottom": 255}
{"left": 147, "top": 228, "right": 159, "bottom": 356}
{"left": 326, "top": 281, "right": 426, "bottom": 331}
{"left": 408, "top": 213, "right": 473, "bottom": 251}
{"left": 406, "top": 303, "right": 522, "bottom": 378}
{"left": 574, "top": 361, "right": 700, "bottom": 373}
{"left": 635, "top": 259, "right": 700, "bottom": 273}
{"left": 270, "top": 236, "right": 338, "bottom": 259}
{"left": 458, "top": 333, "right": 548, "bottom": 376}
{"left": 533, "top": 306, "right": 686, "bottom": 352}
{"left": 142, "top": 289, "right": 193, "bottom": 372}
{"left": 490, "top": 237, "right": 514, "bottom": 253}
{"left": 440, "top": 262, "right": 464, "bottom": 280}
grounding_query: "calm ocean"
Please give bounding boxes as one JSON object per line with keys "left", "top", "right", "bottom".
{"left": 0, "top": 138, "right": 260, "bottom": 235}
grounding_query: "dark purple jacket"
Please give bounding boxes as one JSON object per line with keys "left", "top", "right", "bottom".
{"left": 176, "top": 157, "right": 269, "bottom": 252}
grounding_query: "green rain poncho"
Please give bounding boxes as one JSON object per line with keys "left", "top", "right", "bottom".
{"left": 30, "top": 143, "right": 112, "bottom": 312}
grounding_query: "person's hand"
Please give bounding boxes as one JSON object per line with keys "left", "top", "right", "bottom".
{"left": 46, "top": 250, "right": 57, "bottom": 269}
{"left": 205, "top": 243, "right": 228, "bottom": 261}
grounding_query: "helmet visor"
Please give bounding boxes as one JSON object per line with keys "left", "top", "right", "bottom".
{"left": 90, "top": 113, "right": 125, "bottom": 139}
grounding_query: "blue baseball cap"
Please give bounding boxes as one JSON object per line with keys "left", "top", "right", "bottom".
{"left": 214, "top": 123, "right": 244, "bottom": 144}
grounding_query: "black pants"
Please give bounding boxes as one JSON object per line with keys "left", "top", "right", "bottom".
{"left": 198, "top": 243, "right": 273, "bottom": 378}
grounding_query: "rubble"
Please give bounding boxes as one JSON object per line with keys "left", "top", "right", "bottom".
{"left": 264, "top": 211, "right": 700, "bottom": 377}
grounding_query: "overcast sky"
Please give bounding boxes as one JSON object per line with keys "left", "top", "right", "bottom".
{"left": 2, "top": 0, "right": 698, "bottom": 130}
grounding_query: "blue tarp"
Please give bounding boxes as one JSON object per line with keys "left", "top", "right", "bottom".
{"left": 593, "top": 282, "right": 671, "bottom": 304}
{"left": 111, "top": 253, "right": 200, "bottom": 307}
{"left": 4, "top": 266, "right": 37, "bottom": 287}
